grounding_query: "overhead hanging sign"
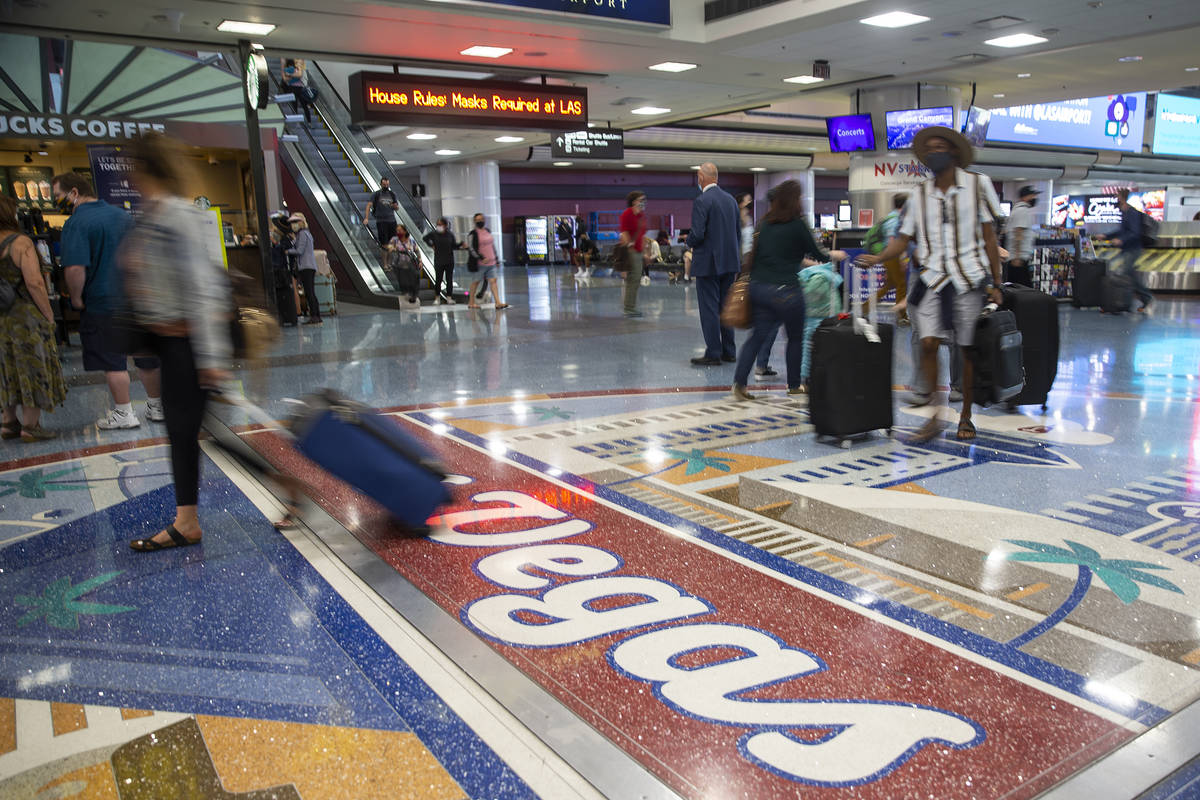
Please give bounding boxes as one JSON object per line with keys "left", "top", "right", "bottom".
{"left": 550, "top": 129, "right": 623, "bottom": 158}
{"left": 435, "top": 0, "right": 670, "bottom": 25}
{"left": 349, "top": 72, "right": 587, "bottom": 131}
{"left": 986, "top": 93, "right": 1147, "bottom": 152}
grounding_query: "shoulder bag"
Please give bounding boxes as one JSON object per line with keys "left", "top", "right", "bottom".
{"left": 0, "top": 234, "right": 23, "bottom": 313}
{"left": 466, "top": 230, "right": 480, "bottom": 272}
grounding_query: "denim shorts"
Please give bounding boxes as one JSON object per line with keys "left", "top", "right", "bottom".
{"left": 477, "top": 265, "right": 497, "bottom": 281}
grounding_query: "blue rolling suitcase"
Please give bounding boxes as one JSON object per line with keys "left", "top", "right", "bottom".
{"left": 292, "top": 390, "right": 451, "bottom": 529}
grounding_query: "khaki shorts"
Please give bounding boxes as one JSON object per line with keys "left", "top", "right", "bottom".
{"left": 912, "top": 285, "right": 985, "bottom": 347}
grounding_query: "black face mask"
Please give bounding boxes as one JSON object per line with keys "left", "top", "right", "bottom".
{"left": 925, "top": 151, "right": 956, "bottom": 175}
{"left": 475, "top": 220, "right": 485, "bottom": 228}
{"left": 1025, "top": 197, "right": 1038, "bottom": 208}
{"left": 57, "top": 196, "right": 74, "bottom": 215}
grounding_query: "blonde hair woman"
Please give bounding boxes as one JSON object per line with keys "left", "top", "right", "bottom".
{"left": 287, "top": 212, "right": 321, "bottom": 325}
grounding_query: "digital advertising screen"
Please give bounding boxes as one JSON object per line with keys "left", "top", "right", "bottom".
{"left": 987, "top": 93, "right": 1146, "bottom": 152}
{"left": 1049, "top": 189, "right": 1164, "bottom": 228}
{"left": 826, "top": 113, "right": 875, "bottom": 153}
{"left": 962, "top": 106, "right": 992, "bottom": 147}
{"left": 884, "top": 106, "right": 954, "bottom": 149}
{"left": 1152, "top": 93, "right": 1200, "bottom": 157}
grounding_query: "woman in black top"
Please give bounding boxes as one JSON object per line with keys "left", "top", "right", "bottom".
{"left": 730, "top": 180, "right": 847, "bottom": 400}
{"left": 422, "top": 217, "right": 460, "bottom": 303}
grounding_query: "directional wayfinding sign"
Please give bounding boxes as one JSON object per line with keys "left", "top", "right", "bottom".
{"left": 551, "top": 129, "right": 624, "bottom": 159}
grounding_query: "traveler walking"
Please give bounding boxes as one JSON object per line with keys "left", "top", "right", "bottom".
{"left": 365, "top": 177, "right": 399, "bottom": 248}
{"left": 618, "top": 191, "right": 648, "bottom": 317}
{"left": 389, "top": 224, "right": 421, "bottom": 305}
{"left": 738, "top": 191, "right": 781, "bottom": 379}
{"left": 423, "top": 217, "right": 460, "bottom": 303}
{"left": 687, "top": 163, "right": 740, "bottom": 365}
{"left": 0, "top": 194, "right": 66, "bottom": 442}
{"left": 288, "top": 213, "right": 321, "bottom": 325}
{"left": 53, "top": 172, "right": 163, "bottom": 430}
{"left": 118, "top": 134, "right": 233, "bottom": 551}
{"left": 857, "top": 126, "right": 1004, "bottom": 442}
{"left": 465, "top": 213, "right": 508, "bottom": 310}
{"left": 1104, "top": 188, "right": 1154, "bottom": 312}
{"left": 1005, "top": 185, "right": 1039, "bottom": 287}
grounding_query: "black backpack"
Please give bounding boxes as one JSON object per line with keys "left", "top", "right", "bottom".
{"left": 1140, "top": 212, "right": 1159, "bottom": 248}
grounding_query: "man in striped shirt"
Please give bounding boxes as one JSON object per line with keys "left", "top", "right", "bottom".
{"left": 858, "top": 126, "right": 1004, "bottom": 443}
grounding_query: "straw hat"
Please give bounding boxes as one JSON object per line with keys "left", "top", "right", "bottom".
{"left": 912, "top": 126, "right": 974, "bottom": 169}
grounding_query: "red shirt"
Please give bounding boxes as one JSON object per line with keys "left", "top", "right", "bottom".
{"left": 620, "top": 207, "right": 647, "bottom": 253}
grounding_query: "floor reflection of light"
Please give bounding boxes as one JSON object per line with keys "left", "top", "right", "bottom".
{"left": 487, "top": 440, "right": 507, "bottom": 457}
{"left": 431, "top": 423, "right": 449, "bottom": 436}
{"left": 511, "top": 403, "right": 529, "bottom": 417}
{"left": 17, "top": 663, "right": 69, "bottom": 690}
{"left": 1084, "top": 680, "right": 1137, "bottom": 711}
{"left": 547, "top": 467, "right": 563, "bottom": 477}
{"left": 429, "top": 409, "right": 449, "bottom": 419}
{"left": 644, "top": 448, "right": 667, "bottom": 465}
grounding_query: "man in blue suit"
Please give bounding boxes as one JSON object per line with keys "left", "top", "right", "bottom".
{"left": 687, "top": 162, "right": 741, "bottom": 365}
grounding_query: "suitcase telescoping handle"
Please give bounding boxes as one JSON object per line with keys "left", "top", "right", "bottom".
{"left": 846, "top": 257, "right": 881, "bottom": 343}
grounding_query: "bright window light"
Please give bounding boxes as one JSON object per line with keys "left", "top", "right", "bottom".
{"left": 625, "top": 163, "right": 644, "bottom": 168}
{"left": 217, "top": 20, "right": 277, "bottom": 35}
{"left": 783, "top": 75, "right": 825, "bottom": 84}
{"left": 649, "top": 62, "right": 697, "bottom": 73}
{"left": 494, "top": 136, "right": 525, "bottom": 143}
{"left": 985, "top": 33, "right": 1048, "bottom": 48}
{"left": 406, "top": 133, "right": 437, "bottom": 140}
{"left": 859, "top": 12, "right": 930, "bottom": 28}
{"left": 631, "top": 106, "right": 671, "bottom": 115}
{"left": 435, "top": 149, "right": 462, "bottom": 156}
{"left": 553, "top": 161, "right": 572, "bottom": 166}
{"left": 460, "top": 45, "right": 513, "bottom": 58}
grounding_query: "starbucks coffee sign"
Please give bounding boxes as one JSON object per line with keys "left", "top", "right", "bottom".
{"left": 0, "top": 112, "right": 166, "bottom": 142}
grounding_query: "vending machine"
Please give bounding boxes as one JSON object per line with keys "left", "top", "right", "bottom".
{"left": 522, "top": 216, "right": 550, "bottom": 264}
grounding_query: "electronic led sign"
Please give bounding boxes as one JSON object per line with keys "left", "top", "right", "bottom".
{"left": 1152, "top": 93, "right": 1200, "bottom": 157}
{"left": 987, "top": 93, "right": 1146, "bottom": 152}
{"left": 884, "top": 106, "right": 954, "bottom": 150}
{"left": 826, "top": 113, "right": 875, "bottom": 153}
{"left": 350, "top": 72, "right": 588, "bottom": 131}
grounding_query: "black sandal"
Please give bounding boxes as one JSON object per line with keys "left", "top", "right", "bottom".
{"left": 956, "top": 418, "right": 977, "bottom": 441}
{"left": 0, "top": 421, "right": 20, "bottom": 440}
{"left": 130, "top": 525, "right": 200, "bottom": 551}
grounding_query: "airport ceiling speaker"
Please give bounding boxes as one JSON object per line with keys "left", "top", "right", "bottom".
{"left": 244, "top": 52, "right": 269, "bottom": 111}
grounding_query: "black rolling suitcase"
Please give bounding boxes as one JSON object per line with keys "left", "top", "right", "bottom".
{"left": 809, "top": 266, "right": 894, "bottom": 448}
{"left": 1002, "top": 284, "right": 1058, "bottom": 409}
{"left": 275, "top": 281, "right": 298, "bottom": 325}
{"left": 1101, "top": 267, "right": 1133, "bottom": 313}
{"left": 972, "top": 305, "right": 1024, "bottom": 406}
{"left": 1072, "top": 259, "right": 1105, "bottom": 308}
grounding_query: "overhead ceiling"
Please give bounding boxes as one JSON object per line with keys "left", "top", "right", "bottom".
{"left": 5, "top": 0, "right": 1200, "bottom": 172}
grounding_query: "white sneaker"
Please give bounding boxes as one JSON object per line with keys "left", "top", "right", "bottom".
{"left": 145, "top": 399, "right": 165, "bottom": 423}
{"left": 97, "top": 409, "right": 141, "bottom": 430}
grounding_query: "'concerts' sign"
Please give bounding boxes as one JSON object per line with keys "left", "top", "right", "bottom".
{"left": 349, "top": 72, "right": 588, "bottom": 131}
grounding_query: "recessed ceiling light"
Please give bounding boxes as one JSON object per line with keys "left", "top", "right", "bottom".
{"left": 649, "top": 62, "right": 697, "bottom": 72}
{"left": 435, "top": 149, "right": 461, "bottom": 156}
{"left": 406, "top": 133, "right": 437, "bottom": 140}
{"left": 625, "top": 163, "right": 644, "bottom": 168}
{"left": 750, "top": 167, "right": 767, "bottom": 172}
{"left": 494, "top": 136, "right": 525, "bottom": 143}
{"left": 993, "top": 93, "right": 1006, "bottom": 98}
{"left": 460, "top": 45, "right": 513, "bottom": 58}
{"left": 1187, "top": 67, "right": 1200, "bottom": 72}
{"left": 216, "top": 20, "right": 277, "bottom": 35}
{"left": 690, "top": 165, "right": 702, "bottom": 170}
{"left": 631, "top": 106, "right": 671, "bottom": 115}
{"left": 984, "top": 33, "right": 1048, "bottom": 48}
{"left": 586, "top": 122, "right": 597, "bottom": 128}
{"left": 1117, "top": 55, "right": 1143, "bottom": 62}
{"left": 860, "top": 11, "right": 930, "bottom": 28}
{"left": 361, "top": 147, "right": 378, "bottom": 153}
{"left": 1017, "top": 72, "right": 1032, "bottom": 78}
{"left": 783, "top": 75, "right": 824, "bottom": 84}
{"left": 553, "top": 161, "right": 572, "bottom": 166}
{"left": 387, "top": 160, "right": 406, "bottom": 165}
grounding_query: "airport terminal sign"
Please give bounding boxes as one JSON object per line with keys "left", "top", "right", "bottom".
{"left": 446, "top": 0, "right": 670, "bottom": 25}
{"left": 350, "top": 72, "right": 587, "bottom": 131}
{"left": 987, "top": 93, "right": 1146, "bottom": 152}
{"left": 551, "top": 129, "right": 623, "bottom": 158}
{"left": 0, "top": 112, "right": 166, "bottom": 142}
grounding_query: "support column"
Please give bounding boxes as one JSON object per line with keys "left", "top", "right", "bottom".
{"left": 239, "top": 39, "right": 274, "bottom": 305}
{"left": 440, "top": 160, "right": 503, "bottom": 263}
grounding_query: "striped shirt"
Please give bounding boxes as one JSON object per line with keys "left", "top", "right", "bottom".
{"left": 899, "top": 167, "right": 1002, "bottom": 293}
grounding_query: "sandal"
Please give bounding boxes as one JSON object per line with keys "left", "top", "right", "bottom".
{"left": 494, "top": 303, "right": 510, "bottom": 309}
{"left": 20, "top": 424, "right": 58, "bottom": 442}
{"left": 0, "top": 420, "right": 19, "bottom": 440}
{"left": 467, "top": 304, "right": 481, "bottom": 310}
{"left": 956, "top": 418, "right": 977, "bottom": 441}
{"left": 130, "top": 524, "right": 201, "bottom": 551}
{"left": 907, "top": 417, "right": 944, "bottom": 444}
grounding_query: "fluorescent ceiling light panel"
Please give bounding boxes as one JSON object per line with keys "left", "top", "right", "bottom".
{"left": 460, "top": 45, "right": 513, "bottom": 58}
{"left": 494, "top": 136, "right": 525, "bottom": 143}
{"left": 631, "top": 106, "right": 671, "bottom": 115}
{"left": 406, "top": 133, "right": 437, "bottom": 140}
{"left": 625, "top": 163, "right": 644, "bottom": 168}
{"left": 648, "top": 62, "right": 697, "bottom": 72}
{"left": 860, "top": 11, "right": 930, "bottom": 28}
{"left": 749, "top": 167, "right": 767, "bottom": 172}
{"left": 361, "top": 147, "right": 378, "bottom": 153}
{"left": 217, "top": 20, "right": 277, "bottom": 35}
{"left": 435, "top": 149, "right": 462, "bottom": 155}
{"left": 387, "top": 160, "right": 406, "bottom": 165}
{"left": 984, "top": 33, "right": 1048, "bottom": 47}
{"left": 783, "top": 75, "right": 824, "bottom": 84}
{"left": 553, "top": 161, "right": 572, "bottom": 166}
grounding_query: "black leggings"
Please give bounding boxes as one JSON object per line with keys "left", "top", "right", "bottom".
{"left": 434, "top": 263, "right": 453, "bottom": 296}
{"left": 299, "top": 269, "right": 321, "bottom": 320}
{"left": 153, "top": 335, "right": 208, "bottom": 507}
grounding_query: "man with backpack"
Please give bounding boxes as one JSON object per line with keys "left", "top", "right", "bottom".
{"left": 862, "top": 194, "right": 908, "bottom": 325}
{"left": 1105, "top": 188, "right": 1155, "bottom": 313}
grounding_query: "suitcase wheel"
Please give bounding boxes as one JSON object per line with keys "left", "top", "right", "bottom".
{"left": 838, "top": 438, "right": 852, "bottom": 450}
{"left": 885, "top": 428, "right": 894, "bottom": 438}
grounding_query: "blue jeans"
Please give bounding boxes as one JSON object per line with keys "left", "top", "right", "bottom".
{"left": 734, "top": 283, "right": 806, "bottom": 388}
{"left": 756, "top": 324, "right": 780, "bottom": 369}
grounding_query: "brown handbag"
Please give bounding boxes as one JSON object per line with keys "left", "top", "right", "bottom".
{"left": 611, "top": 242, "right": 631, "bottom": 273}
{"left": 720, "top": 274, "right": 753, "bottom": 329}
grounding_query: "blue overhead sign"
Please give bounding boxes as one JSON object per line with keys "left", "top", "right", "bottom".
{"left": 451, "top": 0, "right": 670, "bottom": 25}
{"left": 1152, "top": 93, "right": 1200, "bottom": 157}
{"left": 987, "top": 93, "right": 1146, "bottom": 152}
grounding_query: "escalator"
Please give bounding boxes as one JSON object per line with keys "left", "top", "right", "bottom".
{"left": 272, "top": 65, "right": 463, "bottom": 307}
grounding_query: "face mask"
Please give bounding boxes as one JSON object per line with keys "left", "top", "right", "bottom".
{"left": 475, "top": 220, "right": 485, "bottom": 228}
{"left": 1026, "top": 197, "right": 1038, "bottom": 208}
{"left": 56, "top": 194, "right": 74, "bottom": 215}
{"left": 437, "top": 225, "right": 446, "bottom": 232}
{"left": 925, "top": 152, "right": 955, "bottom": 175}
